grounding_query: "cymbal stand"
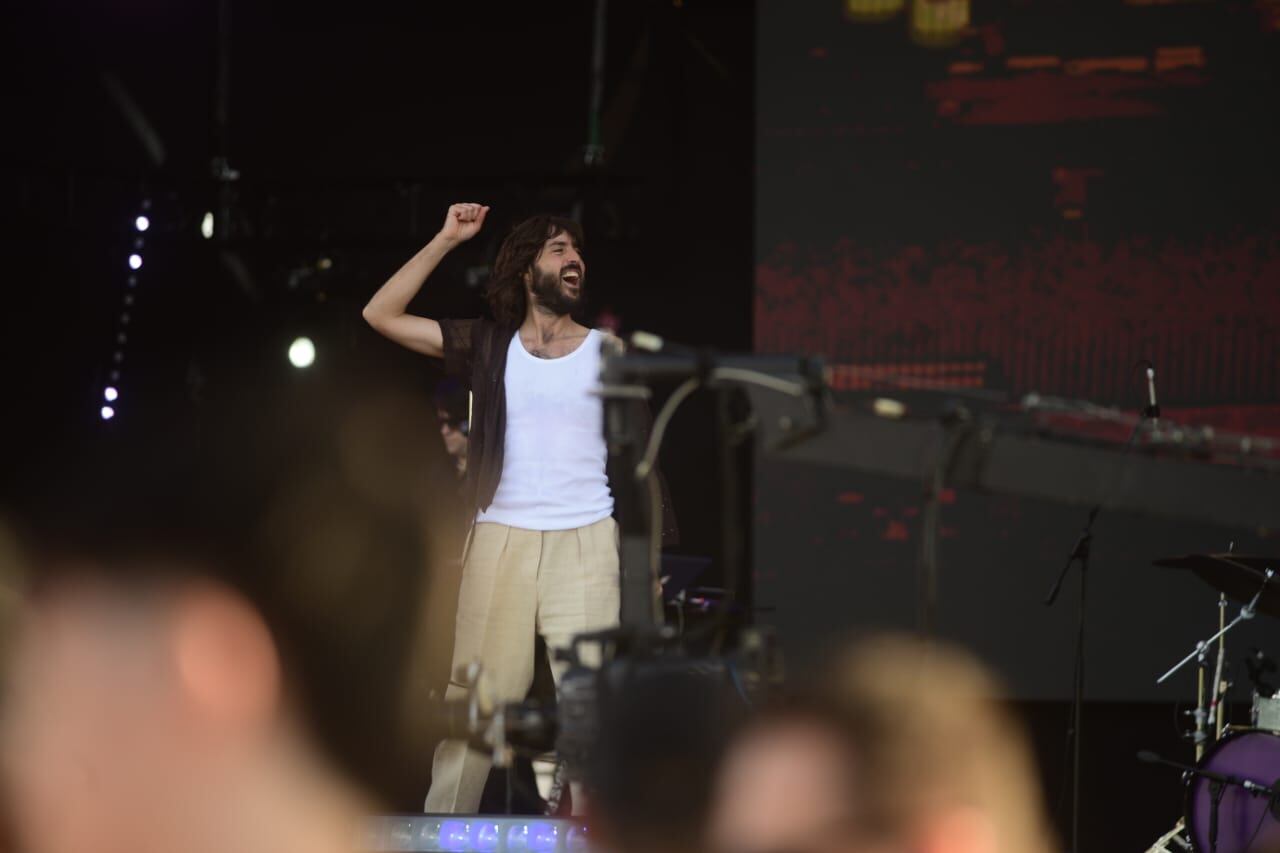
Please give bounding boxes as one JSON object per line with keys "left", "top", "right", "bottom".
{"left": 1195, "top": 642, "right": 1209, "bottom": 761}
{"left": 1157, "top": 570, "right": 1274, "bottom": 686}
{"left": 1211, "top": 593, "right": 1227, "bottom": 741}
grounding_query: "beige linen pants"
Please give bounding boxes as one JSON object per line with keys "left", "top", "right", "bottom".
{"left": 424, "top": 516, "right": 620, "bottom": 813}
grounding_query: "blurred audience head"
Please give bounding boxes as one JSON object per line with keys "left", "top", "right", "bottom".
{"left": 709, "top": 634, "right": 1054, "bottom": 853}
{"left": 586, "top": 662, "right": 745, "bottom": 853}
{"left": 0, "top": 378, "right": 437, "bottom": 853}
{"left": 586, "top": 660, "right": 747, "bottom": 853}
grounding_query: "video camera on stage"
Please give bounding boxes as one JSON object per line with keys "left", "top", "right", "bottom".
{"left": 432, "top": 622, "right": 781, "bottom": 785}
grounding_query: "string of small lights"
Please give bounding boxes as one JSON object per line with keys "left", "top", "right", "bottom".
{"left": 101, "top": 198, "right": 151, "bottom": 422}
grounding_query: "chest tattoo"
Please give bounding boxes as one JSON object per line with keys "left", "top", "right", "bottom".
{"left": 522, "top": 332, "right": 587, "bottom": 360}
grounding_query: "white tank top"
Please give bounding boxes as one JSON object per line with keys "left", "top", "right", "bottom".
{"left": 475, "top": 328, "right": 614, "bottom": 530}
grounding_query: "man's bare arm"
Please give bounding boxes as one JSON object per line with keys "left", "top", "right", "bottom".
{"left": 362, "top": 202, "right": 490, "bottom": 357}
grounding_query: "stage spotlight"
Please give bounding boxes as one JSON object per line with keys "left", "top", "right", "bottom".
{"left": 288, "top": 336, "right": 316, "bottom": 368}
{"left": 104, "top": 387, "right": 118, "bottom": 402}
{"left": 100, "top": 406, "right": 115, "bottom": 421}
{"left": 135, "top": 215, "right": 150, "bottom": 232}
{"left": 201, "top": 212, "right": 215, "bottom": 239}
{"left": 128, "top": 254, "right": 143, "bottom": 270}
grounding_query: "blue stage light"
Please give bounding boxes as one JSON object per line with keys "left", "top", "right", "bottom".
{"left": 439, "top": 821, "right": 471, "bottom": 852}
{"left": 529, "top": 822, "right": 560, "bottom": 853}
{"left": 566, "top": 825, "right": 590, "bottom": 853}
{"left": 506, "top": 823, "right": 531, "bottom": 853}
{"left": 473, "top": 822, "right": 502, "bottom": 853}
{"left": 366, "top": 815, "right": 588, "bottom": 852}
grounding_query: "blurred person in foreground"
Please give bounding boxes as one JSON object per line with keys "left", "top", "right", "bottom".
{"left": 709, "top": 634, "right": 1055, "bottom": 853}
{"left": 0, "top": 381, "right": 437, "bottom": 853}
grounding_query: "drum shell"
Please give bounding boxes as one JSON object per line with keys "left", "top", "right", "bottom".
{"left": 1183, "top": 729, "right": 1280, "bottom": 853}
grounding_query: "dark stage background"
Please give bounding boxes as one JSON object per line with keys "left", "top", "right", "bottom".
{"left": 753, "top": 0, "right": 1279, "bottom": 848}
{"left": 754, "top": 0, "right": 1279, "bottom": 697}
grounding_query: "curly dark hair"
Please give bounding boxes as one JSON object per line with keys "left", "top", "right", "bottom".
{"left": 486, "top": 214, "right": 585, "bottom": 328}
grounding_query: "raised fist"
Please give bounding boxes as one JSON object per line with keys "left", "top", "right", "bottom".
{"left": 439, "top": 203, "right": 489, "bottom": 244}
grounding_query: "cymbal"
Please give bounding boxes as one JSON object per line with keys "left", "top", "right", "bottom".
{"left": 1153, "top": 554, "right": 1280, "bottom": 616}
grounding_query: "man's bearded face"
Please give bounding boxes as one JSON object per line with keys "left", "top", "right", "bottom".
{"left": 527, "top": 232, "right": 585, "bottom": 316}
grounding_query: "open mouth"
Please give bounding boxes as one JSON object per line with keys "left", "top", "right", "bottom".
{"left": 561, "top": 270, "right": 582, "bottom": 289}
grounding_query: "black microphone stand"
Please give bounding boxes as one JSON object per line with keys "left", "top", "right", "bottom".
{"left": 1044, "top": 506, "right": 1096, "bottom": 853}
{"left": 1044, "top": 392, "right": 1153, "bottom": 853}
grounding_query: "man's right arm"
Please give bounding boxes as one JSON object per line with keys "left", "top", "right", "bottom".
{"left": 361, "top": 202, "right": 489, "bottom": 358}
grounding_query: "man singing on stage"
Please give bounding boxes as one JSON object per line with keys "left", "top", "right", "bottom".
{"left": 363, "top": 203, "right": 675, "bottom": 813}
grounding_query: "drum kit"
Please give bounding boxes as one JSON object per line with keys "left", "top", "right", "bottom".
{"left": 1146, "top": 552, "right": 1279, "bottom": 853}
